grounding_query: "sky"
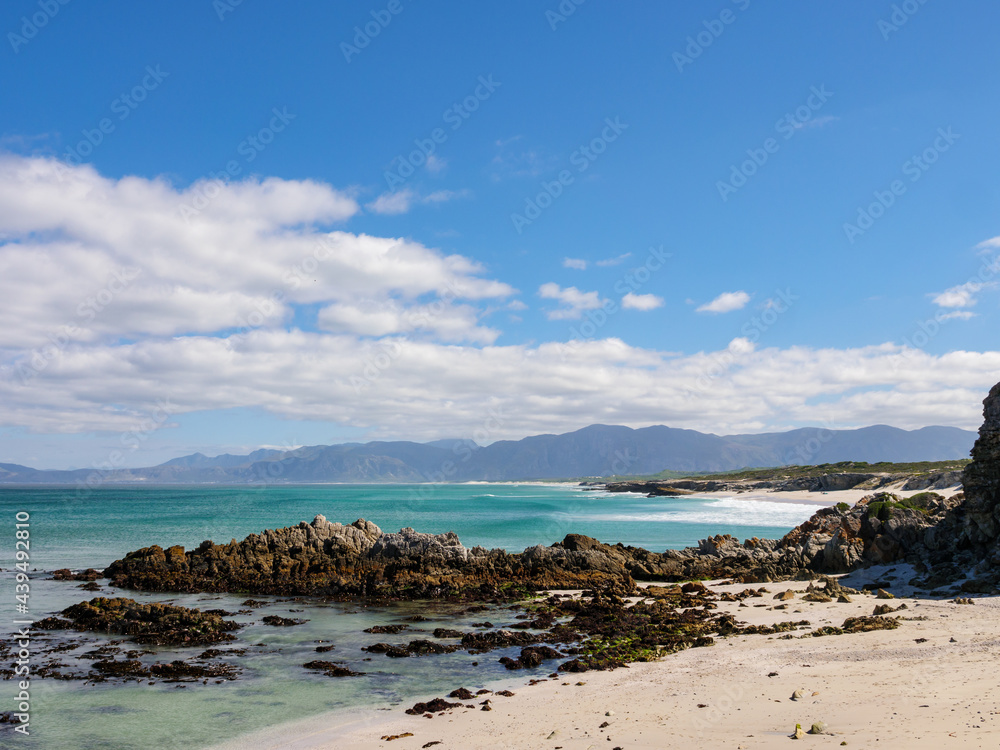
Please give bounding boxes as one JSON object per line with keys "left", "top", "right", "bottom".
{"left": 1, "top": 0, "right": 999, "bottom": 469}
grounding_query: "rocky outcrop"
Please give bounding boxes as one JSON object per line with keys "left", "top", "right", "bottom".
{"left": 102, "top": 383, "right": 1000, "bottom": 598}
{"left": 960, "top": 382, "right": 1000, "bottom": 547}
{"left": 34, "top": 597, "right": 241, "bottom": 645}
{"left": 105, "top": 516, "right": 639, "bottom": 598}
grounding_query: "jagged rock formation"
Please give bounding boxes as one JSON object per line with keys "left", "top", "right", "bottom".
{"left": 960, "top": 382, "right": 1000, "bottom": 547}
{"left": 105, "top": 516, "right": 639, "bottom": 598}
{"left": 100, "top": 494, "right": 957, "bottom": 598}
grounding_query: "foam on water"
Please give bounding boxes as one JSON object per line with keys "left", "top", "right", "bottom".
{"left": 586, "top": 497, "right": 818, "bottom": 528}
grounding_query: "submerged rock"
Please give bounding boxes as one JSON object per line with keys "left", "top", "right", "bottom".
{"left": 34, "top": 597, "right": 240, "bottom": 645}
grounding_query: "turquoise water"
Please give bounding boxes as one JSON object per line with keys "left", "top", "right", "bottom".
{"left": 0, "top": 484, "right": 820, "bottom": 749}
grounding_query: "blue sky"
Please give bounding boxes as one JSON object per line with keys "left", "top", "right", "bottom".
{"left": 1, "top": 0, "right": 999, "bottom": 469}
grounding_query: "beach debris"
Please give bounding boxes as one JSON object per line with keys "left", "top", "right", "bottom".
{"left": 791, "top": 723, "right": 806, "bottom": 739}
{"left": 605, "top": 710, "right": 615, "bottom": 716}
{"left": 481, "top": 703, "right": 492, "bottom": 711}
{"left": 774, "top": 590, "right": 795, "bottom": 601}
{"left": 837, "top": 594, "right": 853, "bottom": 603}
{"left": 768, "top": 671, "right": 779, "bottom": 677}
{"left": 790, "top": 689, "right": 806, "bottom": 701}
{"left": 876, "top": 588, "right": 895, "bottom": 599}
{"left": 546, "top": 730, "right": 560, "bottom": 739}
{"left": 448, "top": 687, "right": 475, "bottom": 700}
{"left": 380, "top": 732, "right": 414, "bottom": 741}
{"left": 952, "top": 597, "right": 975, "bottom": 604}
{"left": 600, "top": 721, "right": 610, "bottom": 728}
{"left": 421, "top": 743, "right": 442, "bottom": 748}
{"left": 809, "top": 721, "right": 829, "bottom": 734}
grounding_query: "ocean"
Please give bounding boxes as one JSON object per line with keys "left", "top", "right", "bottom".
{"left": 0, "top": 484, "right": 821, "bottom": 749}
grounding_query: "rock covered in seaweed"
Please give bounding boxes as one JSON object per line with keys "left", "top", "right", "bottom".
{"left": 34, "top": 597, "right": 241, "bottom": 645}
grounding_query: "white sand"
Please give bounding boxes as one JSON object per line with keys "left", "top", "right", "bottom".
{"left": 704, "top": 485, "right": 962, "bottom": 507}
{"left": 233, "top": 566, "right": 998, "bottom": 750}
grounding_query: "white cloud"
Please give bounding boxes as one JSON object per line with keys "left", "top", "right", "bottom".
{"left": 2, "top": 334, "right": 998, "bottom": 437}
{"left": 0, "top": 155, "right": 513, "bottom": 351}
{"left": 727, "top": 337, "right": 755, "bottom": 354}
{"left": 367, "top": 190, "right": 414, "bottom": 215}
{"left": 939, "top": 310, "right": 977, "bottom": 321}
{"left": 930, "top": 281, "right": 994, "bottom": 308}
{"left": 318, "top": 300, "right": 499, "bottom": 344}
{"left": 365, "top": 188, "right": 468, "bottom": 215}
{"left": 621, "top": 292, "right": 663, "bottom": 311}
{"left": 425, "top": 154, "right": 446, "bottom": 173}
{"left": 563, "top": 257, "right": 587, "bottom": 270}
{"left": 975, "top": 236, "right": 1000, "bottom": 252}
{"left": 596, "top": 253, "right": 631, "bottom": 267}
{"left": 2, "top": 155, "right": 997, "bottom": 446}
{"left": 696, "top": 291, "right": 751, "bottom": 314}
{"left": 538, "top": 283, "right": 605, "bottom": 320}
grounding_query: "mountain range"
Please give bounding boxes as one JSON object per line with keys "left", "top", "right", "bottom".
{"left": 0, "top": 423, "right": 977, "bottom": 485}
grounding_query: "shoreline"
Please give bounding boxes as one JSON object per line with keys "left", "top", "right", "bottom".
{"left": 255, "top": 570, "right": 998, "bottom": 749}
{"left": 696, "top": 485, "right": 962, "bottom": 507}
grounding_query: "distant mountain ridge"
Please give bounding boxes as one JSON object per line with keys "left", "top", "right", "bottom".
{"left": 0, "top": 423, "right": 977, "bottom": 485}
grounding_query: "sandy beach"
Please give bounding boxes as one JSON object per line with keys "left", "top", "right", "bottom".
{"left": 701, "top": 485, "right": 964, "bottom": 507}
{"left": 226, "top": 557, "right": 997, "bottom": 750}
